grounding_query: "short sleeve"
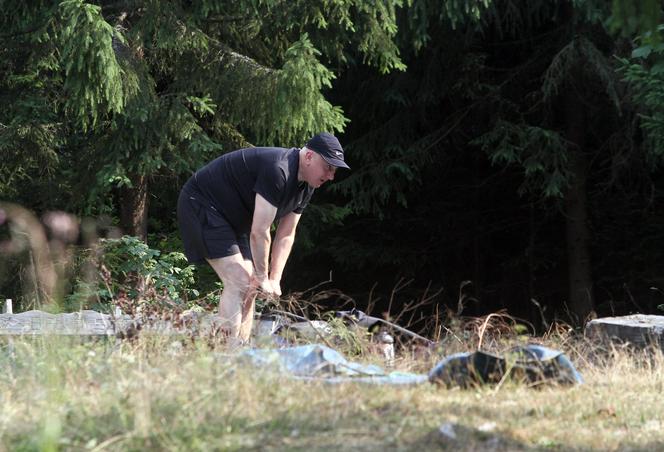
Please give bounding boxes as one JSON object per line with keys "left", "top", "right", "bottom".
{"left": 254, "top": 162, "right": 287, "bottom": 207}
{"left": 293, "top": 187, "right": 314, "bottom": 214}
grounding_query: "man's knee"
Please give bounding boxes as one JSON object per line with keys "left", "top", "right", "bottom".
{"left": 223, "top": 261, "right": 253, "bottom": 290}
{"left": 207, "top": 255, "right": 254, "bottom": 293}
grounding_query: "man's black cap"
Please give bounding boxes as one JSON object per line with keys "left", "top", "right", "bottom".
{"left": 305, "top": 132, "right": 350, "bottom": 169}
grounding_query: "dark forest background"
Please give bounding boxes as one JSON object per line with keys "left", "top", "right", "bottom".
{"left": 3, "top": 0, "right": 664, "bottom": 331}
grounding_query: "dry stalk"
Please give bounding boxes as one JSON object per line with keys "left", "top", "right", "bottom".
{"left": 386, "top": 278, "right": 413, "bottom": 319}
{"left": 477, "top": 312, "right": 504, "bottom": 350}
{"left": 530, "top": 298, "right": 550, "bottom": 331}
{"left": 365, "top": 282, "right": 379, "bottom": 316}
{"left": 472, "top": 310, "right": 535, "bottom": 351}
{"left": 397, "top": 283, "right": 442, "bottom": 323}
{"left": 457, "top": 280, "right": 476, "bottom": 316}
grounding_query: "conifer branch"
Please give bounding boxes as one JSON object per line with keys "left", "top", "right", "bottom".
{"left": 0, "top": 19, "right": 51, "bottom": 38}
{"left": 209, "top": 39, "right": 276, "bottom": 76}
{"left": 205, "top": 15, "right": 252, "bottom": 24}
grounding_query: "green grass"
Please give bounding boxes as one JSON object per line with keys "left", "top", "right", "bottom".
{"left": 1, "top": 334, "right": 663, "bottom": 451}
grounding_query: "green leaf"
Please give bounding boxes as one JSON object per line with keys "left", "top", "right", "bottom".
{"left": 632, "top": 45, "right": 653, "bottom": 58}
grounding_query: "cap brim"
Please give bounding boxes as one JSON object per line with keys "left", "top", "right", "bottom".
{"left": 321, "top": 155, "right": 350, "bottom": 169}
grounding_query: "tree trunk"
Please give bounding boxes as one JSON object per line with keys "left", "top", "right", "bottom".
{"left": 119, "top": 173, "right": 148, "bottom": 242}
{"left": 563, "top": 88, "right": 595, "bottom": 325}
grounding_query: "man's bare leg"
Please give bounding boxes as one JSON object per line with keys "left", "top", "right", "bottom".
{"left": 206, "top": 255, "right": 252, "bottom": 339}
{"left": 238, "top": 258, "right": 257, "bottom": 341}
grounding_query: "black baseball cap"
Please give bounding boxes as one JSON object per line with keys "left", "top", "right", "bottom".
{"left": 305, "top": 132, "right": 350, "bottom": 169}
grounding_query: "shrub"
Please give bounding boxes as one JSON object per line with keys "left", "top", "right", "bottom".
{"left": 67, "top": 235, "right": 208, "bottom": 313}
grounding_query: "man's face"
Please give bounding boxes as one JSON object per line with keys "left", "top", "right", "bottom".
{"left": 303, "top": 151, "right": 336, "bottom": 188}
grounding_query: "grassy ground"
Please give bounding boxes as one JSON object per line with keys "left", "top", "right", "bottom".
{"left": 0, "top": 331, "right": 663, "bottom": 451}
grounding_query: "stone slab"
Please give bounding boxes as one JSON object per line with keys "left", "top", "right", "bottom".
{"left": 0, "top": 310, "right": 286, "bottom": 337}
{"left": 585, "top": 314, "right": 664, "bottom": 348}
{"left": 0, "top": 310, "right": 208, "bottom": 336}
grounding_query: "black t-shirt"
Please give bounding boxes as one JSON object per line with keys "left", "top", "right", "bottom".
{"left": 193, "top": 147, "right": 314, "bottom": 233}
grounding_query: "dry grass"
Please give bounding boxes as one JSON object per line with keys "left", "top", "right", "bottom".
{"left": 3, "top": 207, "right": 662, "bottom": 450}
{"left": 1, "top": 328, "right": 664, "bottom": 452}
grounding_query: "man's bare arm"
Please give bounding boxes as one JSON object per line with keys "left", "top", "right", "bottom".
{"left": 269, "top": 211, "right": 301, "bottom": 294}
{"left": 250, "top": 194, "right": 278, "bottom": 285}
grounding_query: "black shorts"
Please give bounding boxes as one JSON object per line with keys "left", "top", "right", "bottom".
{"left": 177, "top": 180, "right": 252, "bottom": 264}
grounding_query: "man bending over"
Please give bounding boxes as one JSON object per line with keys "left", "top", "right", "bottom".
{"left": 177, "top": 133, "right": 349, "bottom": 341}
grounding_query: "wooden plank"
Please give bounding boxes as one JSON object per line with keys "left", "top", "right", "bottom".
{"left": 585, "top": 315, "right": 664, "bottom": 348}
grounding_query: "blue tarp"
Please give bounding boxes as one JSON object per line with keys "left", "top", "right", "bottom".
{"left": 428, "top": 344, "right": 584, "bottom": 387}
{"left": 240, "top": 343, "right": 582, "bottom": 387}
{"left": 240, "top": 344, "right": 428, "bottom": 385}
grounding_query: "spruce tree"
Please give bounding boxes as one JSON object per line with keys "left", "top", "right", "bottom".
{"left": 324, "top": 0, "right": 662, "bottom": 325}
{"left": 1, "top": 0, "right": 404, "bottom": 239}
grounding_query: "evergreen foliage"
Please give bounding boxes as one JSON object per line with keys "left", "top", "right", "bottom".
{"left": 472, "top": 121, "right": 571, "bottom": 198}
{"left": 1, "top": 0, "right": 404, "bottom": 216}
{"left": 294, "top": 0, "right": 664, "bottom": 325}
{"left": 620, "top": 35, "right": 664, "bottom": 164}
{"left": 4, "top": 0, "right": 664, "bottom": 327}
{"left": 609, "top": 0, "right": 663, "bottom": 40}
{"left": 59, "top": 0, "right": 128, "bottom": 130}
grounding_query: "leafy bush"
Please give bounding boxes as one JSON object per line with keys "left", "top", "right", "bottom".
{"left": 67, "top": 235, "right": 211, "bottom": 312}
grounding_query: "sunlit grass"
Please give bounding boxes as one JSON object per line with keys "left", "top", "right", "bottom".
{"left": 0, "top": 333, "right": 663, "bottom": 451}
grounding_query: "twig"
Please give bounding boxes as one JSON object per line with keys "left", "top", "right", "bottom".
{"left": 391, "top": 282, "right": 442, "bottom": 326}
{"left": 457, "top": 280, "right": 476, "bottom": 317}
{"left": 531, "top": 298, "right": 550, "bottom": 331}
{"left": 428, "top": 303, "right": 464, "bottom": 343}
{"left": 371, "top": 316, "right": 435, "bottom": 346}
{"left": 365, "top": 282, "right": 379, "bottom": 316}
{"left": 386, "top": 278, "right": 412, "bottom": 319}
{"left": 438, "top": 323, "right": 464, "bottom": 344}
{"left": 283, "top": 273, "right": 333, "bottom": 298}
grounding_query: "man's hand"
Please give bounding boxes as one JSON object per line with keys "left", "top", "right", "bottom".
{"left": 269, "top": 279, "right": 282, "bottom": 297}
{"left": 251, "top": 274, "right": 279, "bottom": 298}
{"left": 259, "top": 278, "right": 275, "bottom": 296}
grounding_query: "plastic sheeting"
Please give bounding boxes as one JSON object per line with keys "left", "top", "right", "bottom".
{"left": 240, "top": 343, "right": 582, "bottom": 387}
{"left": 240, "top": 344, "right": 428, "bottom": 385}
{"left": 428, "top": 344, "right": 584, "bottom": 387}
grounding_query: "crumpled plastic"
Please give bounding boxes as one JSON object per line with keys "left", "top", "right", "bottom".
{"left": 428, "top": 344, "right": 584, "bottom": 387}
{"left": 239, "top": 343, "right": 582, "bottom": 387}
{"left": 240, "top": 344, "right": 428, "bottom": 385}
